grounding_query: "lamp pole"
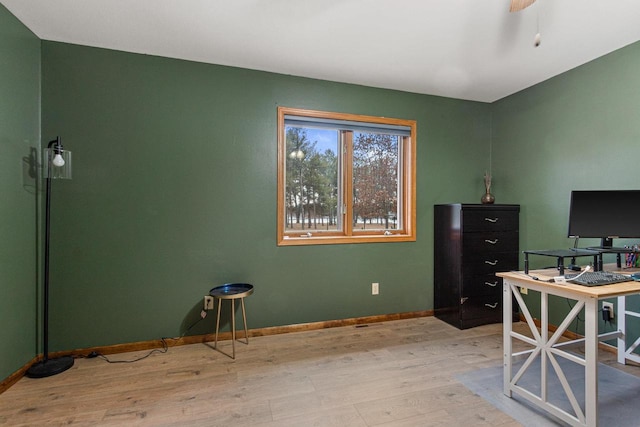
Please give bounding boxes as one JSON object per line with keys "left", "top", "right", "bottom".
{"left": 27, "top": 137, "right": 74, "bottom": 378}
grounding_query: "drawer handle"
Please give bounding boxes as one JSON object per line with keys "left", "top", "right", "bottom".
{"left": 484, "top": 217, "right": 499, "bottom": 223}
{"left": 485, "top": 239, "right": 499, "bottom": 244}
{"left": 484, "top": 260, "right": 499, "bottom": 266}
{"left": 485, "top": 302, "right": 499, "bottom": 309}
{"left": 485, "top": 281, "right": 498, "bottom": 287}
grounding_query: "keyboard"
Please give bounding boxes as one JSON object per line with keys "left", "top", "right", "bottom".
{"left": 565, "top": 271, "right": 631, "bottom": 286}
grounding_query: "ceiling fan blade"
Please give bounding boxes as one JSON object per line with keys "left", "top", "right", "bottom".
{"left": 510, "top": 0, "right": 536, "bottom": 12}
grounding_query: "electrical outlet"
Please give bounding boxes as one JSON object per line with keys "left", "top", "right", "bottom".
{"left": 204, "top": 295, "right": 214, "bottom": 310}
{"left": 372, "top": 282, "right": 379, "bottom": 295}
{"left": 602, "top": 301, "right": 614, "bottom": 320}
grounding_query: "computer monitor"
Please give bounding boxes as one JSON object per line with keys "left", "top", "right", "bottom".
{"left": 567, "top": 190, "right": 640, "bottom": 248}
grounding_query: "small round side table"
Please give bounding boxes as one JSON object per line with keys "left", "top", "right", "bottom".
{"left": 209, "top": 283, "right": 254, "bottom": 359}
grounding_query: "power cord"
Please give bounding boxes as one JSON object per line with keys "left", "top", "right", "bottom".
{"left": 84, "top": 312, "right": 206, "bottom": 364}
{"left": 96, "top": 338, "right": 169, "bottom": 364}
{"left": 566, "top": 298, "right": 584, "bottom": 332}
{"left": 554, "top": 265, "right": 592, "bottom": 284}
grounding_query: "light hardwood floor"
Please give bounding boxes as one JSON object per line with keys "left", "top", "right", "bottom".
{"left": 0, "top": 317, "right": 636, "bottom": 426}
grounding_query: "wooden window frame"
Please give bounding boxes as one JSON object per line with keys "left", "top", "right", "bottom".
{"left": 277, "top": 107, "right": 416, "bottom": 246}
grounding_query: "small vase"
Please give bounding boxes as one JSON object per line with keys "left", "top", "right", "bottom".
{"left": 481, "top": 191, "right": 495, "bottom": 204}
{"left": 482, "top": 172, "right": 495, "bottom": 204}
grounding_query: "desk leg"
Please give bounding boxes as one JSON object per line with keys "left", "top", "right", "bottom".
{"left": 541, "top": 290, "right": 549, "bottom": 403}
{"left": 584, "top": 298, "right": 598, "bottom": 427}
{"left": 618, "top": 295, "right": 626, "bottom": 365}
{"left": 503, "top": 280, "right": 513, "bottom": 397}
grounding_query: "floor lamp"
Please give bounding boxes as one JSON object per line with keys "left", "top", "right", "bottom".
{"left": 26, "top": 137, "right": 74, "bottom": 378}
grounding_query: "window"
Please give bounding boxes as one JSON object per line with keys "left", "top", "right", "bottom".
{"left": 277, "top": 107, "right": 416, "bottom": 246}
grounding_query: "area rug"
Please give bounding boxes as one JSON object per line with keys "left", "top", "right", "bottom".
{"left": 456, "top": 359, "right": 640, "bottom": 426}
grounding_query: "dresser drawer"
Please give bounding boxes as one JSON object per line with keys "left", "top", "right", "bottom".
{"left": 461, "top": 209, "right": 519, "bottom": 232}
{"left": 463, "top": 274, "right": 503, "bottom": 297}
{"left": 463, "top": 231, "right": 519, "bottom": 254}
{"left": 460, "top": 295, "right": 502, "bottom": 321}
{"left": 463, "top": 251, "right": 519, "bottom": 276}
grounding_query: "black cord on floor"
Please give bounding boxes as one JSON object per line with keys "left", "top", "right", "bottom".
{"left": 98, "top": 338, "right": 169, "bottom": 364}
{"left": 87, "top": 312, "right": 206, "bottom": 364}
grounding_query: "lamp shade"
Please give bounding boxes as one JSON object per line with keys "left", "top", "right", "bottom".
{"left": 43, "top": 147, "right": 72, "bottom": 180}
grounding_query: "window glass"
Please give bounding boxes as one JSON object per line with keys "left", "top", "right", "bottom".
{"left": 278, "top": 107, "right": 416, "bottom": 246}
{"left": 285, "top": 127, "right": 340, "bottom": 233}
{"left": 352, "top": 132, "right": 400, "bottom": 232}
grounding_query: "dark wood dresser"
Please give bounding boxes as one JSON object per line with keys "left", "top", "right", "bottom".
{"left": 434, "top": 204, "right": 520, "bottom": 329}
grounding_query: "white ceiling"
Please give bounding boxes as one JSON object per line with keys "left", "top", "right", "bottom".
{"left": 3, "top": 0, "right": 640, "bottom": 102}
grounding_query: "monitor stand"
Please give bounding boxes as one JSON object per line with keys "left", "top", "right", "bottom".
{"left": 523, "top": 248, "right": 601, "bottom": 275}
{"left": 586, "top": 238, "right": 638, "bottom": 268}
{"left": 601, "top": 237, "right": 614, "bottom": 248}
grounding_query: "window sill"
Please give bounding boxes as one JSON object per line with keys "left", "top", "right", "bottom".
{"left": 278, "top": 234, "right": 416, "bottom": 246}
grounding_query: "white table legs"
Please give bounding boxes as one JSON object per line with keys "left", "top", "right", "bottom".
{"left": 503, "top": 279, "right": 599, "bottom": 427}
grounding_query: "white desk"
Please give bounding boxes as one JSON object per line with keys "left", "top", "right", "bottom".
{"left": 498, "top": 270, "right": 640, "bottom": 427}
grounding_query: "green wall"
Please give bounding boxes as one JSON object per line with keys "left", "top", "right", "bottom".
{"left": 492, "top": 41, "right": 640, "bottom": 335}
{"left": 40, "top": 42, "right": 492, "bottom": 351}
{"left": 0, "top": 5, "right": 41, "bottom": 380}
